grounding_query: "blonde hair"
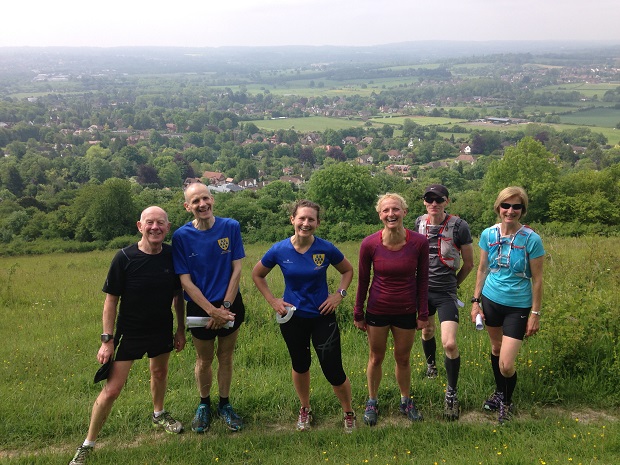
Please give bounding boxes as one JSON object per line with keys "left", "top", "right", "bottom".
{"left": 376, "top": 193, "right": 408, "bottom": 212}
{"left": 493, "top": 186, "right": 528, "bottom": 216}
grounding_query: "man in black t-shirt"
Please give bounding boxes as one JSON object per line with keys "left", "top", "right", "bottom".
{"left": 69, "top": 206, "right": 186, "bottom": 465}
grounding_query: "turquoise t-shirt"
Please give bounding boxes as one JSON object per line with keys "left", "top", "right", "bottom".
{"left": 479, "top": 225, "right": 544, "bottom": 308}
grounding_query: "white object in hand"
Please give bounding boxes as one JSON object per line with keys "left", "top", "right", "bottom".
{"left": 276, "top": 306, "right": 296, "bottom": 324}
{"left": 475, "top": 314, "right": 484, "bottom": 330}
{"left": 186, "top": 316, "right": 234, "bottom": 329}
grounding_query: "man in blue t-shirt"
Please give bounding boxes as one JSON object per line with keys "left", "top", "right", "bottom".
{"left": 172, "top": 182, "right": 246, "bottom": 433}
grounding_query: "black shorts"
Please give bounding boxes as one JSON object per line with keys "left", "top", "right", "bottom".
{"left": 188, "top": 293, "right": 245, "bottom": 341}
{"left": 481, "top": 295, "right": 529, "bottom": 340}
{"left": 365, "top": 311, "right": 417, "bottom": 329}
{"left": 113, "top": 332, "right": 173, "bottom": 361}
{"left": 428, "top": 290, "right": 460, "bottom": 323}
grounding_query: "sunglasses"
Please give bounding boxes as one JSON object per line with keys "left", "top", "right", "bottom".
{"left": 423, "top": 196, "right": 446, "bottom": 204}
{"left": 500, "top": 202, "right": 524, "bottom": 210}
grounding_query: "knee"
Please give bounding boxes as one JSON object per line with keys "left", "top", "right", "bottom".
{"left": 443, "top": 339, "right": 457, "bottom": 355}
{"left": 151, "top": 366, "right": 168, "bottom": 383}
{"left": 499, "top": 361, "right": 515, "bottom": 377}
{"left": 368, "top": 352, "right": 385, "bottom": 367}
{"left": 422, "top": 326, "right": 435, "bottom": 339}
{"left": 100, "top": 384, "right": 123, "bottom": 402}
{"left": 393, "top": 352, "right": 410, "bottom": 367}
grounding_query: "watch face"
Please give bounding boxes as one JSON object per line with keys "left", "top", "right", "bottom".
{"left": 339, "top": 289, "right": 347, "bottom": 297}
{"left": 101, "top": 334, "right": 113, "bottom": 342}
{"left": 223, "top": 301, "right": 231, "bottom": 309}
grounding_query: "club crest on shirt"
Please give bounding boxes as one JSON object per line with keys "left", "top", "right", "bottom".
{"left": 313, "top": 254, "right": 325, "bottom": 268}
{"left": 218, "top": 237, "right": 230, "bottom": 253}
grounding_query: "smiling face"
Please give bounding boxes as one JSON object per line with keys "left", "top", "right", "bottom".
{"left": 378, "top": 196, "right": 407, "bottom": 229}
{"left": 291, "top": 206, "right": 319, "bottom": 238}
{"left": 498, "top": 194, "right": 524, "bottom": 226}
{"left": 137, "top": 206, "right": 170, "bottom": 248}
{"left": 423, "top": 194, "right": 449, "bottom": 217}
{"left": 184, "top": 183, "right": 214, "bottom": 222}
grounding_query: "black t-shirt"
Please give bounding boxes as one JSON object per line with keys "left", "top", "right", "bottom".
{"left": 103, "top": 243, "right": 181, "bottom": 334}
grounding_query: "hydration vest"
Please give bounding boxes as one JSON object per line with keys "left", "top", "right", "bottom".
{"left": 418, "top": 214, "right": 461, "bottom": 270}
{"left": 486, "top": 223, "right": 535, "bottom": 278}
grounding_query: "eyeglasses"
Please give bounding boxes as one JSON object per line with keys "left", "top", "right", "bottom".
{"left": 500, "top": 202, "right": 524, "bottom": 210}
{"left": 423, "top": 196, "right": 446, "bottom": 204}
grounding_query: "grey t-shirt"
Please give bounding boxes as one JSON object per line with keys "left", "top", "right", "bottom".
{"left": 415, "top": 215, "right": 472, "bottom": 292}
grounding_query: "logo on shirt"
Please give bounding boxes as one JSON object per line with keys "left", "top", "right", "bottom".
{"left": 313, "top": 254, "right": 325, "bottom": 268}
{"left": 218, "top": 237, "right": 230, "bottom": 254}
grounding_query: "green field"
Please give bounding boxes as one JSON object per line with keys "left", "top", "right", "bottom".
{"left": 253, "top": 116, "right": 373, "bottom": 132}
{"left": 559, "top": 107, "right": 620, "bottom": 128}
{"left": 1, "top": 237, "right": 619, "bottom": 464}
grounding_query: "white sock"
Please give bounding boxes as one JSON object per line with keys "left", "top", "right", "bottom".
{"left": 153, "top": 410, "right": 165, "bottom": 417}
{"left": 401, "top": 396, "right": 409, "bottom": 404}
{"left": 83, "top": 440, "right": 96, "bottom": 448}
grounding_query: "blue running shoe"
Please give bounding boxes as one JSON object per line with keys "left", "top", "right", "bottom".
{"left": 363, "top": 399, "right": 379, "bottom": 426}
{"left": 191, "top": 404, "right": 211, "bottom": 433}
{"left": 399, "top": 398, "right": 423, "bottom": 422}
{"left": 218, "top": 403, "right": 243, "bottom": 431}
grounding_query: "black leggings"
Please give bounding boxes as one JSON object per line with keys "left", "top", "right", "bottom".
{"left": 280, "top": 313, "right": 347, "bottom": 386}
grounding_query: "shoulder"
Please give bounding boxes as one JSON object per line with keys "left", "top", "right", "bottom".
{"left": 361, "top": 231, "right": 381, "bottom": 246}
{"left": 217, "top": 217, "right": 240, "bottom": 228}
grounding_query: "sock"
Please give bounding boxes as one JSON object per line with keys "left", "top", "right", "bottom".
{"left": 219, "top": 396, "right": 229, "bottom": 408}
{"left": 445, "top": 355, "right": 461, "bottom": 392}
{"left": 400, "top": 395, "right": 409, "bottom": 404}
{"left": 505, "top": 372, "right": 517, "bottom": 404}
{"left": 83, "top": 440, "right": 96, "bottom": 448}
{"left": 422, "top": 337, "right": 436, "bottom": 365}
{"left": 200, "top": 396, "right": 210, "bottom": 406}
{"left": 491, "top": 353, "right": 502, "bottom": 392}
{"left": 153, "top": 409, "right": 164, "bottom": 417}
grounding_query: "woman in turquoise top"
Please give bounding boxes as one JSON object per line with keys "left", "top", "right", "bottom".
{"left": 471, "top": 186, "right": 544, "bottom": 424}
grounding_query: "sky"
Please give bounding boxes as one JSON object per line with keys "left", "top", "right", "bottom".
{"left": 2, "top": 0, "right": 619, "bottom": 48}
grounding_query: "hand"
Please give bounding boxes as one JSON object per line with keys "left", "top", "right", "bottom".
{"left": 471, "top": 304, "right": 483, "bottom": 324}
{"left": 318, "top": 293, "right": 343, "bottom": 315}
{"left": 97, "top": 341, "right": 113, "bottom": 364}
{"left": 416, "top": 318, "right": 429, "bottom": 330}
{"left": 354, "top": 319, "right": 367, "bottom": 332}
{"left": 270, "top": 298, "right": 292, "bottom": 317}
{"left": 525, "top": 313, "right": 540, "bottom": 337}
{"left": 174, "top": 328, "right": 186, "bottom": 352}
{"left": 210, "top": 306, "right": 235, "bottom": 329}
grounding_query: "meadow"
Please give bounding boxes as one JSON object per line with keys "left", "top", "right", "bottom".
{"left": 1, "top": 237, "right": 619, "bottom": 464}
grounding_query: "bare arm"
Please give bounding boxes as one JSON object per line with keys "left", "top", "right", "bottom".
{"left": 456, "top": 243, "right": 475, "bottom": 287}
{"left": 470, "top": 249, "right": 488, "bottom": 323}
{"left": 179, "top": 274, "right": 234, "bottom": 327}
{"left": 319, "top": 257, "right": 354, "bottom": 315}
{"left": 525, "top": 255, "right": 544, "bottom": 337}
{"left": 172, "top": 290, "right": 186, "bottom": 352}
{"left": 252, "top": 261, "right": 290, "bottom": 316}
{"left": 98, "top": 293, "right": 118, "bottom": 363}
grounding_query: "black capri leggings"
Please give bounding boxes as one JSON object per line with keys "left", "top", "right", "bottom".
{"left": 279, "top": 313, "right": 347, "bottom": 386}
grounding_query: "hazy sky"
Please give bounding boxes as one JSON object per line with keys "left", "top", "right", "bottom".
{"left": 2, "top": 0, "right": 619, "bottom": 48}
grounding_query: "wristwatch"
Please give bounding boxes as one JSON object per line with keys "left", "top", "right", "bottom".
{"left": 223, "top": 301, "right": 232, "bottom": 309}
{"left": 337, "top": 289, "right": 347, "bottom": 297}
{"left": 470, "top": 297, "right": 481, "bottom": 303}
{"left": 100, "top": 333, "right": 114, "bottom": 343}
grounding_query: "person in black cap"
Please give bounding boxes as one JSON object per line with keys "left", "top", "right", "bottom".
{"left": 415, "top": 184, "right": 474, "bottom": 420}
{"left": 69, "top": 206, "right": 186, "bottom": 465}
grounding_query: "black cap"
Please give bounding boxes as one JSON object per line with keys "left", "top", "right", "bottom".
{"left": 424, "top": 184, "right": 449, "bottom": 198}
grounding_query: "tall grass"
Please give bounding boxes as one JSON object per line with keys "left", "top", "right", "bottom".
{"left": 1, "top": 238, "right": 619, "bottom": 464}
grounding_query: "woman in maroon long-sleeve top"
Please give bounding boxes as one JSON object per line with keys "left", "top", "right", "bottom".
{"left": 354, "top": 193, "right": 429, "bottom": 426}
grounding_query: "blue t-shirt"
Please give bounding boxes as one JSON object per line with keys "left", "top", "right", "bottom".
{"left": 172, "top": 217, "right": 245, "bottom": 305}
{"left": 479, "top": 225, "right": 545, "bottom": 308}
{"left": 260, "top": 236, "right": 345, "bottom": 318}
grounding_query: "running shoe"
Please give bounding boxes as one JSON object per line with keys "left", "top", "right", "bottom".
{"left": 426, "top": 363, "right": 438, "bottom": 379}
{"left": 296, "top": 406, "right": 313, "bottom": 431}
{"left": 498, "top": 401, "right": 515, "bottom": 424}
{"left": 483, "top": 391, "right": 504, "bottom": 412}
{"left": 399, "top": 398, "right": 423, "bottom": 422}
{"left": 362, "top": 399, "right": 379, "bottom": 426}
{"left": 152, "top": 411, "right": 183, "bottom": 434}
{"left": 68, "top": 445, "right": 93, "bottom": 465}
{"left": 343, "top": 411, "right": 356, "bottom": 434}
{"left": 191, "top": 403, "right": 211, "bottom": 433}
{"left": 217, "top": 403, "right": 243, "bottom": 431}
{"left": 443, "top": 393, "right": 460, "bottom": 421}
